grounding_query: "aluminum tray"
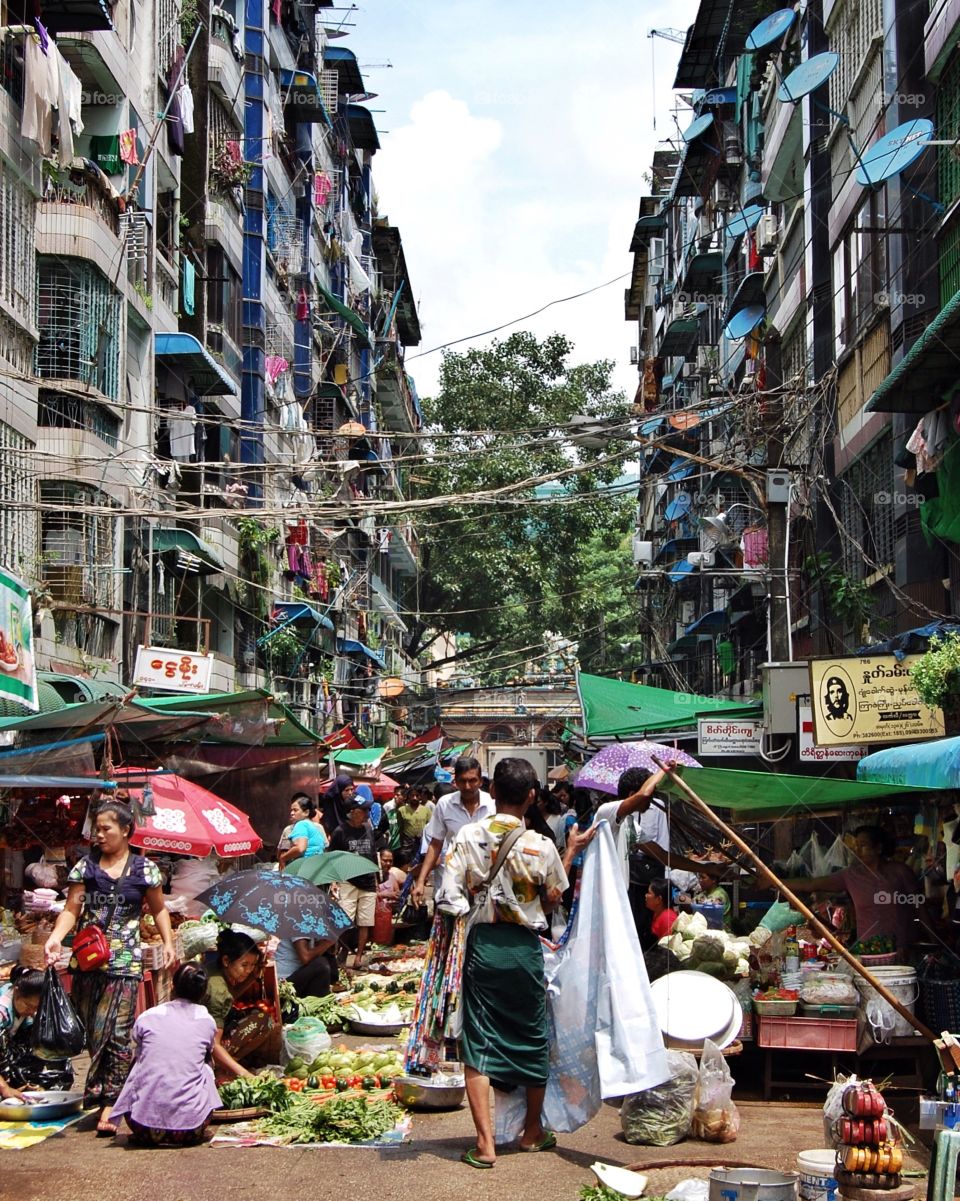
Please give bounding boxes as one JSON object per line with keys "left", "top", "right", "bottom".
{"left": 0, "top": 1090, "right": 84, "bottom": 1122}
{"left": 348, "top": 1019, "right": 408, "bottom": 1038}
{"left": 393, "top": 1075, "right": 465, "bottom": 1110}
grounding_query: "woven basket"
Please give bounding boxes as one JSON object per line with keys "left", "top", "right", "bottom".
{"left": 919, "top": 977, "right": 960, "bottom": 1034}
{"left": 19, "top": 944, "right": 45, "bottom": 970}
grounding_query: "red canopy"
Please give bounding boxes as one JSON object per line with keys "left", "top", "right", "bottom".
{"left": 122, "top": 771, "right": 262, "bottom": 858}
{"left": 318, "top": 771, "right": 399, "bottom": 800}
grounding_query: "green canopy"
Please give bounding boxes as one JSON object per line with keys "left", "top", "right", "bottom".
{"left": 576, "top": 672, "right": 760, "bottom": 740}
{"left": 661, "top": 764, "right": 936, "bottom": 817}
{"left": 138, "top": 689, "right": 325, "bottom": 745}
{"left": 333, "top": 746, "right": 386, "bottom": 767}
{"left": 316, "top": 284, "right": 374, "bottom": 349}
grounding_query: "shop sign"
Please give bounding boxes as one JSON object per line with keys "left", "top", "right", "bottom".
{"left": 698, "top": 717, "right": 763, "bottom": 755}
{"left": 132, "top": 646, "right": 214, "bottom": 694}
{"left": 797, "top": 704, "right": 866, "bottom": 761}
{"left": 808, "top": 655, "right": 944, "bottom": 746}
{"left": 0, "top": 568, "right": 37, "bottom": 711}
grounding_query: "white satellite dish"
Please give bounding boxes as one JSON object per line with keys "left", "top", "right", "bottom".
{"left": 700, "top": 512, "right": 736, "bottom": 542}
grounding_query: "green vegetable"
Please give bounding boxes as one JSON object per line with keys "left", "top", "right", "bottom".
{"left": 260, "top": 1094, "right": 403, "bottom": 1144}
{"left": 361, "top": 1076, "right": 378, "bottom": 1090}
{"left": 218, "top": 1072, "right": 293, "bottom": 1112}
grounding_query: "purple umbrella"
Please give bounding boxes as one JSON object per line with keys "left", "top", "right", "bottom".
{"left": 575, "top": 741, "right": 700, "bottom": 796}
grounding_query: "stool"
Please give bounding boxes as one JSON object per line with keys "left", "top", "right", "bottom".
{"left": 927, "top": 1127, "right": 960, "bottom": 1201}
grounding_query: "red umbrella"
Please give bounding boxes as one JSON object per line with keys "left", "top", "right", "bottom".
{"left": 121, "top": 771, "right": 262, "bottom": 857}
{"left": 318, "top": 771, "right": 399, "bottom": 800}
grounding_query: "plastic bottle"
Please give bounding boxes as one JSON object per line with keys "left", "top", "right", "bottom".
{"left": 784, "top": 927, "right": 800, "bottom": 974}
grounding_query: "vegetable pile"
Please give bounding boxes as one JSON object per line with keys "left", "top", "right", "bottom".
{"left": 218, "top": 1073, "right": 294, "bottom": 1112}
{"left": 285, "top": 1045, "right": 405, "bottom": 1084}
{"left": 660, "top": 911, "right": 751, "bottom": 980}
{"left": 259, "top": 1093, "right": 404, "bottom": 1144}
{"left": 753, "top": 987, "right": 799, "bottom": 1001}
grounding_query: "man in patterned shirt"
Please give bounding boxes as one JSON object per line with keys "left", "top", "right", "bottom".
{"left": 438, "top": 757, "right": 594, "bottom": 1168}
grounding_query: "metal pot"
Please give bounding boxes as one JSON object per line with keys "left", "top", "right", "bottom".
{"left": 0, "top": 1090, "right": 84, "bottom": 1122}
{"left": 392, "top": 1075, "right": 465, "bottom": 1111}
{"left": 709, "top": 1168, "right": 799, "bottom": 1201}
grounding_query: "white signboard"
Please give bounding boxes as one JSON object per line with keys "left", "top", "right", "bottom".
{"left": 798, "top": 704, "right": 866, "bottom": 762}
{"left": 132, "top": 646, "right": 214, "bottom": 694}
{"left": 698, "top": 717, "right": 763, "bottom": 756}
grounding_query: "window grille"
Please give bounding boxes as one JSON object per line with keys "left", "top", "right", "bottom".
{"left": 0, "top": 423, "right": 36, "bottom": 575}
{"left": 320, "top": 70, "right": 339, "bottom": 117}
{"left": 940, "top": 214, "right": 960, "bottom": 306}
{"left": 0, "top": 163, "right": 36, "bottom": 328}
{"left": 36, "top": 259, "right": 121, "bottom": 401}
{"left": 938, "top": 51, "right": 960, "bottom": 211}
{"left": 828, "top": 0, "right": 883, "bottom": 116}
{"left": 838, "top": 432, "right": 894, "bottom": 581}
{"left": 39, "top": 481, "right": 118, "bottom": 608}
{"left": 38, "top": 390, "right": 121, "bottom": 447}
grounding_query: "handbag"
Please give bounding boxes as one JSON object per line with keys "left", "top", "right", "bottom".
{"left": 73, "top": 852, "right": 134, "bottom": 971}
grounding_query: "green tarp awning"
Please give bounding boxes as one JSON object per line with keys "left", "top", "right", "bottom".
{"left": 152, "top": 528, "right": 224, "bottom": 575}
{"left": 317, "top": 284, "right": 374, "bottom": 349}
{"left": 333, "top": 746, "right": 386, "bottom": 767}
{"left": 662, "top": 764, "right": 936, "bottom": 816}
{"left": 866, "top": 287, "right": 960, "bottom": 413}
{"left": 576, "top": 672, "right": 760, "bottom": 739}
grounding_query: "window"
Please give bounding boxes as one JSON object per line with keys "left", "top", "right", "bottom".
{"left": 36, "top": 258, "right": 121, "bottom": 400}
{"left": 206, "top": 247, "right": 242, "bottom": 347}
{"left": 40, "top": 482, "right": 118, "bottom": 608}
{"left": 833, "top": 191, "right": 887, "bottom": 354}
{"left": 0, "top": 423, "right": 36, "bottom": 575}
{"left": 938, "top": 50, "right": 960, "bottom": 211}
{"left": 38, "top": 390, "right": 121, "bottom": 447}
{"left": 0, "top": 163, "right": 35, "bottom": 326}
{"left": 156, "top": 189, "right": 177, "bottom": 264}
{"left": 839, "top": 433, "right": 894, "bottom": 581}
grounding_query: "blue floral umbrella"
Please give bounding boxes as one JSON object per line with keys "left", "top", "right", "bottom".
{"left": 575, "top": 741, "right": 701, "bottom": 796}
{"left": 196, "top": 866, "right": 354, "bottom": 941}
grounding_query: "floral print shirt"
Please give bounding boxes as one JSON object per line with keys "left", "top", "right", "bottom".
{"left": 67, "top": 853, "right": 163, "bottom": 979}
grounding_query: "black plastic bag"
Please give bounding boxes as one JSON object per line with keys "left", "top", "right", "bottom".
{"left": 32, "top": 966, "right": 85, "bottom": 1060}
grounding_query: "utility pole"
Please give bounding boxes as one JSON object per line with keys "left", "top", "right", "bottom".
{"left": 764, "top": 330, "right": 791, "bottom": 662}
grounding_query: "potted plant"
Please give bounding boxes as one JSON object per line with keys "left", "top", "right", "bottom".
{"left": 210, "top": 145, "right": 252, "bottom": 194}
{"left": 911, "top": 633, "right": 960, "bottom": 730}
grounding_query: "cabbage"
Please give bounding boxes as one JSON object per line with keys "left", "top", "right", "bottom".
{"left": 690, "top": 934, "right": 725, "bottom": 963}
{"left": 735, "top": 957, "right": 750, "bottom": 977}
{"left": 722, "top": 948, "right": 739, "bottom": 970}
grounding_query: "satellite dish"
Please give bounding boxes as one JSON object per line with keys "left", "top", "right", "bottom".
{"left": 746, "top": 8, "right": 796, "bottom": 51}
{"left": 682, "top": 113, "right": 715, "bottom": 143}
{"left": 378, "top": 677, "right": 405, "bottom": 699}
{"left": 723, "top": 304, "right": 765, "bottom": 340}
{"left": 664, "top": 493, "right": 693, "bottom": 522}
{"left": 855, "top": 119, "right": 934, "bottom": 186}
{"left": 725, "top": 203, "right": 765, "bottom": 239}
{"left": 777, "top": 52, "right": 839, "bottom": 103}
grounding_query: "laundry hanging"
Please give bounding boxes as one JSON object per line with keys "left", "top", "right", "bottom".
{"left": 181, "top": 258, "right": 196, "bottom": 316}
{"left": 89, "top": 134, "right": 122, "bottom": 174}
{"left": 168, "top": 404, "right": 198, "bottom": 461}
{"left": 119, "top": 129, "right": 140, "bottom": 165}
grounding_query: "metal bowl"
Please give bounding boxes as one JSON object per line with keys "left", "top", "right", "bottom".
{"left": 0, "top": 1090, "right": 84, "bottom": 1122}
{"left": 348, "top": 1019, "right": 409, "bottom": 1038}
{"left": 393, "top": 1075, "right": 465, "bottom": 1111}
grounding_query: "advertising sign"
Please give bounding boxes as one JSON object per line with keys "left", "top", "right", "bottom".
{"left": 0, "top": 569, "right": 37, "bottom": 711}
{"left": 698, "top": 717, "right": 763, "bottom": 756}
{"left": 808, "top": 655, "right": 944, "bottom": 746}
{"left": 132, "top": 646, "right": 214, "bottom": 695}
{"left": 797, "top": 704, "right": 866, "bottom": 761}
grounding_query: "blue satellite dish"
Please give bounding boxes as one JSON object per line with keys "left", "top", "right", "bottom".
{"left": 723, "top": 304, "right": 765, "bottom": 340}
{"left": 682, "top": 113, "right": 715, "bottom": 143}
{"left": 665, "top": 493, "right": 693, "bottom": 522}
{"left": 855, "top": 119, "right": 935, "bottom": 186}
{"left": 725, "top": 204, "right": 765, "bottom": 238}
{"left": 746, "top": 8, "right": 796, "bottom": 51}
{"left": 777, "top": 52, "right": 839, "bottom": 102}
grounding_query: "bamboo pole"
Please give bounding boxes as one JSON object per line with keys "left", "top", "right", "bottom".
{"left": 655, "top": 758, "right": 937, "bottom": 1044}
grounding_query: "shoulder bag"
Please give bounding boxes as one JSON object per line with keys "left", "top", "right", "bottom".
{"left": 72, "top": 852, "right": 135, "bottom": 972}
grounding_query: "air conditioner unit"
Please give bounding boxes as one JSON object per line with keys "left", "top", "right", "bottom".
{"left": 632, "top": 536, "right": 655, "bottom": 565}
{"left": 757, "top": 212, "right": 779, "bottom": 254}
{"left": 629, "top": 346, "right": 639, "bottom": 365}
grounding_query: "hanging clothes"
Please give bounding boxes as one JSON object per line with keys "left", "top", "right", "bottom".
{"left": 21, "top": 34, "right": 58, "bottom": 155}
{"left": 33, "top": 18, "right": 49, "bottom": 52}
{"left": 168, "top": 405, "right": 197, "bottom": 461}
{"left": 295, "top": 288, "right": 309, "bottom": 320}
{"left": 314, "top": 173, "right": 332, "bottom": 207}
{"left": 55, "top": 47, "right": 83, "bottom": 167}
{"left": 119, "top": 129, "right": 139, "bottom": 165}
{"left": 179, "top": 79, "right": 195, "bottom": 135}
{"left": 89, "top": 134, "right": 122, "bottom": 174}
{"left": 181, "top": 258, "right": 196, "bottom": 316}
{"left": 264, "top": 355, "right": 289, "bottom": 386}
{"left": 166, "top": 47, "right": 185, "bottom": 156}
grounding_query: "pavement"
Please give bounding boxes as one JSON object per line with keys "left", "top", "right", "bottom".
{"left": 0, "top": 1075, "right": 932, "bottom": 1201}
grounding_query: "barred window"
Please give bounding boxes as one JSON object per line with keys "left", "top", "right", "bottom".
{"left": 838, "top": 433, "right": 894, "bottom": 581}
{"left": 938, "top": 50, "right": 960, "bottom": 213}
{"left": 36, "top": 258, "right": 121, "bottom": 401}
{"left": 0, "top": 163, "right": 36, "bottom": 328}
{"left": 0, "top": 423, "right": 36, "bottom": 576}
{"left": 39, "top": 482, "right": 119, "bottom": 609}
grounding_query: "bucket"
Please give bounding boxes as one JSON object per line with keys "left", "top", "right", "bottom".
{"left": 709, "top": 1168, "right": 798, "bottom": 1201}
{"left": 798, "top": 1150, "right": 838, "bottom": 1201}
{"left": 854, "top": 966, "right": 919, "bottom": 1042}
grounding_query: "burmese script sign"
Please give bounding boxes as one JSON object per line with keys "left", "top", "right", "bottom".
{"left": 808, "top": 655, "right": 945, "bottom": 746}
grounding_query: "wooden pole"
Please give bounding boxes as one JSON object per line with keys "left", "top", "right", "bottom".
{"left": 655, "top": 758, "right": 938, "bottom": 1044}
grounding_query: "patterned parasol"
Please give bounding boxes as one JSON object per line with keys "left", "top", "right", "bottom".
{"left": 196, "top": 866, "right": 354, "bottom": 941}
{"left": 574, "top": 741, "right": 700, "bottom": 796}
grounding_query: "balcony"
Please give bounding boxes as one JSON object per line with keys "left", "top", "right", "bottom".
{"left": 376, "top": 355, "right": 418, "bottom": 433}
{"left": 210, "top": 13, "right": 245, "bottom": 127}
{"left": 37, "top": 171, "right": 123, "bottom": 269}
{"left": 204, "top": 198, "right": 244, "bottom": 269}
{"left": 388, "top": 522, "right": 418, "bottom": 577}
{"left": 36, "top": 259, "right": 122, "bottom": 402}
{"left": 57, "top": 30, "right": 128, "bottom": 97}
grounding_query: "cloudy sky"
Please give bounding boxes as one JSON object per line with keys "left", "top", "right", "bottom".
{"left": 344, "top": 0, "right": 700, "bottom": 401}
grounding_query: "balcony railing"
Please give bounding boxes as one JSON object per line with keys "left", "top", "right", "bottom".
{"left": 41, "top": 170, "right": 121, "bottom": 236}
{"left": 1, "top": 33, "right": 25, "bottom": 106}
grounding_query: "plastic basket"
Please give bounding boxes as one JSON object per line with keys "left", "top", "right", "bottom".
{"left": 757, "top": 1015, "right": 858, "bottom": 1051}
{"left": 859, "top": 952, "right": 898, "bottom": 968}
{"left": 753, "top": 999, "right": 799, "bottom": 1016}
{"left": 919, "top": 977, "right": 960, "bottom": 1034}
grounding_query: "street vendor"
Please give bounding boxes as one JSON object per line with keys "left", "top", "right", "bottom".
{"left": 201, "top": 930, "right": 276, "bottom": 1079}
{"left": 0, "top": 966, "right": 44, "bottom": 1101}
{"left": 691, "top": 866, "right": 733, "bottom": 931}
{"left": 328, "top": 799, "right": 379, "bottom": 967}
{"left": 278, "top": 796, "right": 327, "bottom": 868}
{"left": 274, "top": 935, "right": 339, "bottom": 998}
{"left": 777, "top": 824, "right": 925, "bottom": 954}
{"left": 437, "top": 756, "right": 595, "bottom": 1169}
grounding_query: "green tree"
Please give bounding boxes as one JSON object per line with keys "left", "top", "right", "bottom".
{"left": 408, "top": 331, "right": 636, "bottom": 680}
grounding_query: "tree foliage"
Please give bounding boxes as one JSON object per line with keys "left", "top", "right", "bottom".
{"left": 408, "top": 331, "right": 636, "bottom": 680}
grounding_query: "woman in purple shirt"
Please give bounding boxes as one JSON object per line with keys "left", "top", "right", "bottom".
{"left": 110, "top": 963, "right": 222, "bottom": 1146}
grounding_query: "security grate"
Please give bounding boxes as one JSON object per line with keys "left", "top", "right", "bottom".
{"left": 940, "top": 214, "right": 960, "bottom": 306}
{"left": 0, "top": 162, "right": 36, "bottom": 329}
{"left": 36, "top": 258, "right": 121, "bottom": 401}
{"left": 0, "top": 423, "right": 36, "bottom": 576}
{"left": 938, "top": 51, "right": 960, "bottom": 212}
{"left": 838, "top": 431, "right": 894, "bottom": 581}
{"left": 320, "top": 70, "right": 339, "bottom": 117}
{"left": 39, "top": 481, "right": 118, "bottom": 608}
{"left": 38, "top": 390, "right": 121, "bottom": 448}
{"left": 828, "top": 0, "right": 883, "bottom": 118}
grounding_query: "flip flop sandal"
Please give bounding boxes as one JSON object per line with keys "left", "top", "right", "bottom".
{"left": 461, "top": 1148, "right": 495, "bottom": 1169}
{"left": 96, "top": 1120, "right": 119, "bottom": 1137}
{"left": 520, "top": 1131, "right": 557, "bottom": 1152}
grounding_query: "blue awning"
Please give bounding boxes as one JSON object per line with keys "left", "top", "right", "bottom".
{"left": 155, "top": 333, "right": 238, "bottom": 397}
{"left": 856, "top": 622, "right": 960, "bottom": 657}
{"left": 665, "top": 458, "right": 696, "bottom": 483}
{"left": 272, "top": 601, "right": 335, "bottom": 633}
{"left": 323, "top": 44, "right": 365, "bottom": 94}
{"left": 346, "top": 104, "right": 380, "bottom": 151}
{"left": 337, "top": 638, "right": 387, "bottom": 669}
{"left": 685, "top": 609, "right": 729, "bottom": 635}
{"left": 280, "top": 69, "right": 330, "bottom": 124}
{"left": 667, "top": 560, "right": 696, "bottom": 584}
{"left": 857, "top": 738, "right": 960, "bottom": 789}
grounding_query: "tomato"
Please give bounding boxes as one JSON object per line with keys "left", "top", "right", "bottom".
{"left": 287, "top": 1079, "right": 304, "bottom": 1092}
{"left": 321, "top": 1075, "right": 336, "bottom": 1089}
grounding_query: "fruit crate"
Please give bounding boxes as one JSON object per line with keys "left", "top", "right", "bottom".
{"left": 757, "top": 1014, "right": 858, "bottom": 1051}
